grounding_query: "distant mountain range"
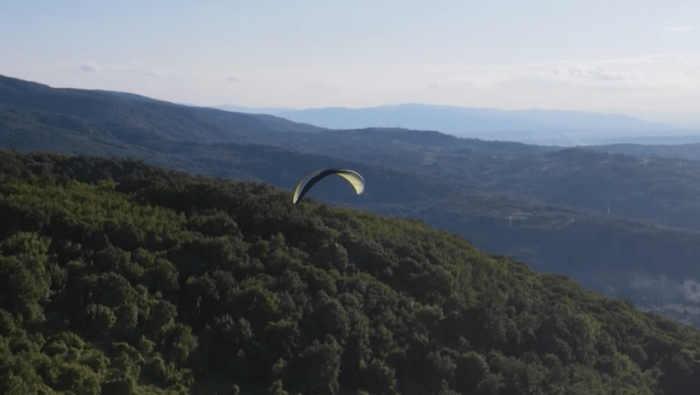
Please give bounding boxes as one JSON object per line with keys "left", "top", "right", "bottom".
{"left": 212, "top": 103, "right": 700, "bottom": 146}
{"left": 213, "top": 104, "right": 297, "bottom": 114}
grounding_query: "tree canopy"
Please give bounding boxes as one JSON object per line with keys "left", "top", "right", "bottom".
{"left": 0, "top": 149, "right": 699, "bottom": 394}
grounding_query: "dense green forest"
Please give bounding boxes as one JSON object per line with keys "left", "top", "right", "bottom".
{"left": 1, "top": 150, "right": 700, "bottom": 394}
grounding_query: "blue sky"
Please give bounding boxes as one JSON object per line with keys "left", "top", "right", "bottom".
{"left": 1, "top": 0, "right": 699, "bottom": 118}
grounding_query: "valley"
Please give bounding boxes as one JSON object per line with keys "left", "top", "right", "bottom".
{"left": 3, "top": 74, "right": 700, "bottom": 328}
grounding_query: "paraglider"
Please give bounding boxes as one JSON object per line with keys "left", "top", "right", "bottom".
{"left": 292, "top": 168, "right": 365, "bottom": 204}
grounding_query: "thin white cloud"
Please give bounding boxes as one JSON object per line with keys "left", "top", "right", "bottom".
{"left": 663, "top": 27, "right": 691, "bottom": 31}
{"left": 225, "top": 76, "right": 239, "bottom": 82}
{"left": 79, "top": 62, "right": 99, "bottom": 73}
{"left": 551, "top": 67, "right": 625, "bottom": 82}
{"left": 487, "top": 53, "right": 700, "bottom": 91}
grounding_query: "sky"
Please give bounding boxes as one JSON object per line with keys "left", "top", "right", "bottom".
{"left": 1, "top": 0, "right": 699, "bottom": 119}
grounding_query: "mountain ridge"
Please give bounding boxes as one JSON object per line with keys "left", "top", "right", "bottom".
{"left": 216, "top": 102, "right": 671, "bottom": 135}
{"left": 0, "top": 74, "right": 327, "bottom": 144}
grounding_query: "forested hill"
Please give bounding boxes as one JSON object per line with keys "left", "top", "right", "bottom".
{"left": 1, "top": 150, "right": 700, "bottom": 395}
{"left": 0, "top": 74, "right": 326, "bottom": 143}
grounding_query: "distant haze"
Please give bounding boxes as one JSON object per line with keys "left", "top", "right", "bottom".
{"left": 213, "top": 103, "right": 700, "bottom": 146}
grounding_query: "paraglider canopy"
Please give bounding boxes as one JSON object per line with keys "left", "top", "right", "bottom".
{"left": 292, "top": 168, "right": 365, "bottom": 204}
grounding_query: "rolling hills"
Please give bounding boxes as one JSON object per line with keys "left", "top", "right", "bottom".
{"left": 3, "top": 74, "right": 700, "bottom": 323}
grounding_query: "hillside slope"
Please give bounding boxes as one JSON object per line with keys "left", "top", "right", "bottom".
{"left": 0, "top": 75, "right": 325, "bottom": 144}
{"left": 1, "top": 151, "right": 700, "bottom": 395}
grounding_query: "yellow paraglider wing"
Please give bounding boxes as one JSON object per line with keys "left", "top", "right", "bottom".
{"left": 336, "top": 171, "right": 365, "bottom": 194}
{"left": 292, "top": 169, "right": 365, "bottom": 204}
{"left": 292, "top": 170, "right": 322, "bottom": 204}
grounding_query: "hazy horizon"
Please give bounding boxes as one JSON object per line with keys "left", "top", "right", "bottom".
{"left": 2, "top": 0, "right": 700, "bottom": 118}
{"left": 218, "top": 103, "right": 700, "bottom": 127}
{"left": 209, "top": 103, "right": 700, "bottom": 134}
